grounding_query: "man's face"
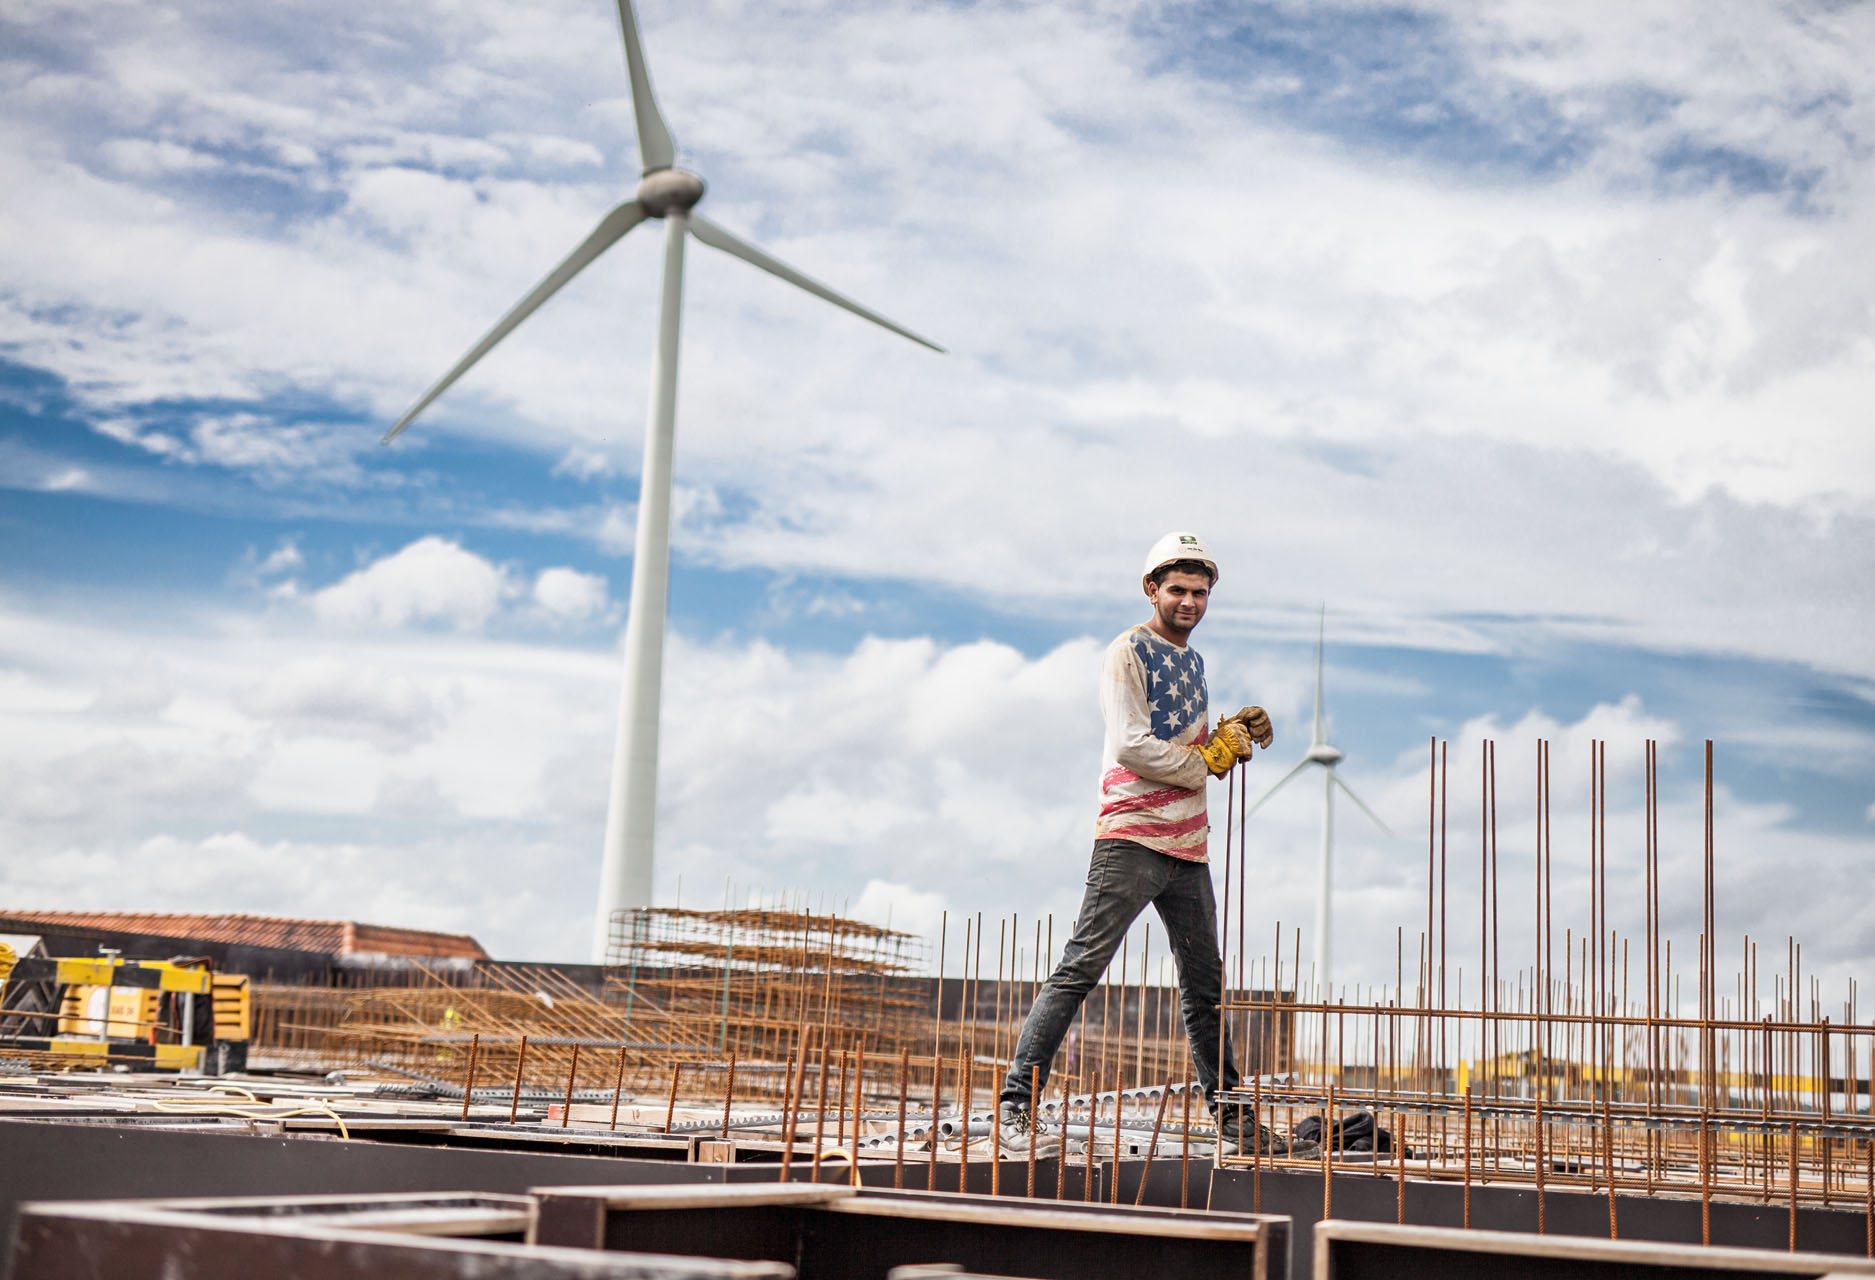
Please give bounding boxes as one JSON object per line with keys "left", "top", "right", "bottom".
{"left": 1147, "top": 569, "right": 1211, "bottom": 640}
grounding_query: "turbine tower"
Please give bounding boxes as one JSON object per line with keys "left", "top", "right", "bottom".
{"left": 381, "top": 0, "right": 944, "bottom": 962}
{"left": 1248, "top": 608, "right": 1390, "bottom": 996}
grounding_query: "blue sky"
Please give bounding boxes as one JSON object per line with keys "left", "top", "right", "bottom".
{"left": 1, "top": 0, "right": 1871, "bottom": 1001}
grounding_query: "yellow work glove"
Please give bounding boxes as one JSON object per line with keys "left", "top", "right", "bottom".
{"left": 1221, "top": 705, "right": 1274, "bottom": 749}
{"left": 1198, "top": 718, "right": 1257, "bottom": 777}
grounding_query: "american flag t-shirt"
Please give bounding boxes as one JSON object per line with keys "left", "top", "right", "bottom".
{"left": 1094, "top": 625, "right": 1211, "bottom": 860}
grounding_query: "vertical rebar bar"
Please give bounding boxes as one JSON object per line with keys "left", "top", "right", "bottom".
{"left": 810, "top": 1035, "right": 831, "bottom": 1181}
{"left": 1180, "top": 1074, "right": 1192, "bottom": 1209}
{"left": 1109, "top": 1067, "right": 1123, "bottom": 1204}
{"left": 561, "top": 1042, "right": 580, "bottom": 1129}
{"left": 1535, "top": 1084, "right": 1547, "bottom": 1234}
{"left": 933, "top": 912, "right": 947, "bottom": 1098}
{"left": 610, "top": 1042, "right": 626, "bottom": 1132}
{"left": 1137, "top": 924, "right": 1151, "bottom": 1089}
{"left": 1135, "top": 1077, "right": 1172, "bottom": 1207}
{"left": 1456, "top": 1085, "right": 1471, "bottom": 1228}
{"left": 780, "top": 1023, "right": 808, "bottom": 1184}
{"left": 957, "top": 1053, "right": 970, "bottom": 1193}
{"left": 894, "top": 1046, "right": 909, "bottom": 1189}
{"left": 1252, "top": 1054, "right": 1263, "bottom": 1207}
{"left": 848, "top": 1037, "right": 866, "bottom": 1188}
{"left": 1700, "top": 1106, "right": 1711, "bottom": 1245}
{"left": 1029, "top": 1063, "right": 1041, "bottom": 1199}
{"left": 459, "top": 1033, "right": 479, "bottom": 1122}
{"left": 1322, "top": 1079, "right": 1335, "bottom": 1220}
{"left": 928, "top": 1043, "right": 943, "bottom": 1193}
{"left": 1604, "top": 1083, "right": 1617, "bottom": 1238}
{"left": 1060, "top": 1069, "right": 1071, "bottom": 1201}
{"left": 835, "top": 1046, "right": 849, "bottom": 1148}
{"left": 992, "top": 1052, "right": 1003, "bottom": 1199}
{"left": 509, "top": 1034, "right": 529, "bottom": 1125}
{"left": 995, "top": 917, "right": 1007, "bottom": 1073}
{"left": 721, "top": 1047, "right": 738, "bottom": 1141}
{"left": 1395, "top": 1100, "right": 1406, "bottom": 1225}
{"left": 1791, "top": 1120, "right": 1800, "bottom": 1251}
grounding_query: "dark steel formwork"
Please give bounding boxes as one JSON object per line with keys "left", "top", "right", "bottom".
{"left": 1211, "top": 1164, "right": 1875, "bottom": 1280}
{"left": 7, "top": 1193, "right": 794, "bottom": 1280}
{"left": 7, "top": 1183, "right": 1289, "bottom": 1280}
{"left": 0, "top": 1117, "right": 1218, "bottom": 1260}
{"left": 1313, "top": 1220, "right": 1875, "bottom": 1280}
{"left": 525, "top": 1183, "right": 1288, "bottom": 1280}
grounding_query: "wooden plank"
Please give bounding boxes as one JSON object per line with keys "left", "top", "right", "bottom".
{"left": 293, "top": 1205, "right": 532, "bottom": 1237}
{"left": 280, "top": 1118, "right": 456, "bottom": 1132}
{"left": 124, "top": 1191, "right": 535, "bottom": 1226}
{"left": 532, "top": 1183, "right": 855, "bottom": 1211}
{"left": 825, "top": 1197, "right": 1267, "bottom": 1243}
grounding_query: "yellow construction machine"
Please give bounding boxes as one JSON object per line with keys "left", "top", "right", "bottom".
{"left": 0, "top": 941, "right": 251, "bottom": 1074}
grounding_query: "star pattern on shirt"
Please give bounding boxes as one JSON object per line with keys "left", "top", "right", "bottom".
{"left": 1135, "top": 633, "right": 1206, "bottom": 740}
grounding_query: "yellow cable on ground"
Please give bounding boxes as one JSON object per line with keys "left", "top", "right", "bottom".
{"left": 145, "top": 1099, "right": 351, "bottom": 1139}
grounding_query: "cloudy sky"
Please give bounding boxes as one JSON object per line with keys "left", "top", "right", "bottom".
{"left": 2, "top": 0, "right": 1870, "bottom": 1006}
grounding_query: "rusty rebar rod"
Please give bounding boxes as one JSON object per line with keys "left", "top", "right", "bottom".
{"left": 459, "top": 1033, "right": 479, "bottom": 1122}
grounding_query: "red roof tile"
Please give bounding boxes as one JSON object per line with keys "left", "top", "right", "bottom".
{"left": 0, "top": 910, "right": 488, "bottom": 959}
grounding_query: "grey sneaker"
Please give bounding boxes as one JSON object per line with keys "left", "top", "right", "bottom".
{"left": 998, "top": 1102, "right": 1061, "bottom": 1158}
{"left": 1215, "top": 1107, "right": 1318, "bottom": 1157}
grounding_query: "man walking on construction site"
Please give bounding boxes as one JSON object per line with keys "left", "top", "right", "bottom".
{"left": 996, "top": 532, "right": 1315, "bottom": 1158}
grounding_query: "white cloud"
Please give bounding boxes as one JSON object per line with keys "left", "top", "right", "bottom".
{"left": 98, "top": 138, "right": 218, "bottom": 176}
{"left": 0, "top": 586, "right": 1871, "bottom": 982}
{"left": 552, "top": 447, "right": 612, "bottom": 480}
{"left": 255, "top": 539, "right": 304, "bottom": 577}
{"left": 1, "top": 0, "right": 1871, "bottom": 689}
{"left": 531, "top": 566, "right": 609, "bottom": 622}
{"left": 596, "top": 506, "right": 635, "bottom": 555}
{"left": 763, "top": 782, "right": 923, "bottom": 846}
{"left": 311, "top": 537, "right": 513, "bottom": 630}
{"left": 40, "top": 466, "right": 91, "bottom": 492}
{"left": 850, "top": 878, "right": 947, "bottom": 943}
{"left": 189, "top": 414, "right": 332, "bottom": 472}
{"left": 239, "top": 656, "right": 452, "bottom": 747}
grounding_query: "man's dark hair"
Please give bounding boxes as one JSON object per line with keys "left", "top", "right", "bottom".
{"left": 1149, "top": 559, "right": 1216, "bottom": 588}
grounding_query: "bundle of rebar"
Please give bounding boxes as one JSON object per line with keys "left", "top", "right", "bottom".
{"left": 1212, "top": 737, "right": 1875, "bottom": 1248}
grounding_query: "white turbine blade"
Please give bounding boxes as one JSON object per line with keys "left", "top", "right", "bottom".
{"left": 383, "top": 201, "right": 648, "bottom": 443}
{"left": 1311, "top": 603, "right": 1326, "bottom": 747}
{"left": 615, "top": 0, "right": 675, "bottom": 173}
{"left": 1247, "top": 757, "right": 1312, "bottom": 816}
{"left": 689, "top": 214, "right": 946, "bottom": 353}
{"left": 1331, "top": 770, "right": 1393, "bottom": 837}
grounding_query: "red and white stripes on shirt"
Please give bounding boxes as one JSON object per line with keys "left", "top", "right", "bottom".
{"left": 1093, "top": 625, "right": 1211, "bottom": 861}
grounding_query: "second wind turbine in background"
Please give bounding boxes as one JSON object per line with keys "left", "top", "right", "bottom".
{"left": 381, "top": 0, "right": 944, "bottom": 962}
{"left": 1250, "top": 608, "right": 1391, "bottom": 996}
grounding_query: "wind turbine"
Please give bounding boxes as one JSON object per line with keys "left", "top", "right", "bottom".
{"left": 1248, "top": 608, "right": 1391, "bottom": 996}
{"left": 380, "top": 0, "right": 944, "bottom": 963}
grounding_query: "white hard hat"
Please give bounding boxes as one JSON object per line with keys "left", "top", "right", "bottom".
{"left": 1141, "top": 532, "right": 1217, "bottom": 593}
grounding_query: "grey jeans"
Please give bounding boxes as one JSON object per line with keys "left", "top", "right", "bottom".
{"left": 999, "top": 837, "right": 1239, "bottom": 1111}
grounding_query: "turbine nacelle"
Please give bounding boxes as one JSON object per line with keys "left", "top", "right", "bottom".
{"left": 637, "top": 169, "right": 706, "bottom": 218}
{"left": 1306, "top": 743, "right": 1344, "bottom": 766}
